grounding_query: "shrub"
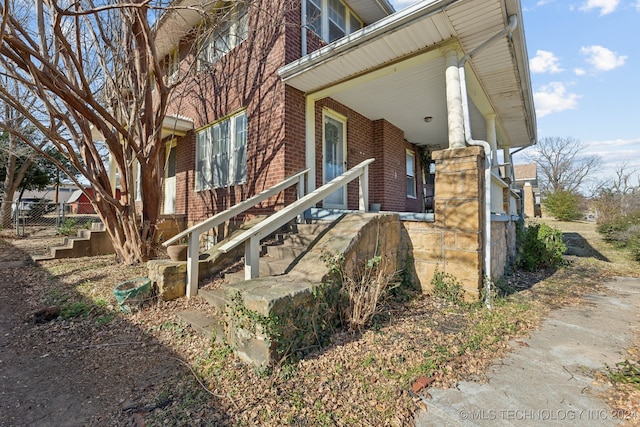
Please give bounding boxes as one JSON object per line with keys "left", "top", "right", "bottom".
{"left": 431, "top": 267, "right": 465, "bottom": 304}
{"left": 324, "top": 252, "right": 400, "bottom": 331}
{"left": 517, "top": 222, "right": 566, "bottom": 271}
{"left": 598, "top": 211, "right": 640, "bottom": 261}
{"left": 543, "top": 190, "right": 583, "bottom": 221}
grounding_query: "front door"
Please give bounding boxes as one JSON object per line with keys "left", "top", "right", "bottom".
{"left": 163, "top": 142, "right": 177, "bottom": 214}
{"left": 323, "top": 110, "right": 347, "bottom": 208}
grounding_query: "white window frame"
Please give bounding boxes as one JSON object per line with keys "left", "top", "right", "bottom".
{"left": 304, "top": 0, "right": 362, "bottom": 43}
{"left": 197, "top": 2, "right": 249, "bottom": 71}
{"left": 195, "top": 110, "right": 247, "bottom": 191}
{"left": 406, "top": 150, "right": 417, "bottom": 199}
{"left": 167, "top": 48, "right": 179, "bottom": 84}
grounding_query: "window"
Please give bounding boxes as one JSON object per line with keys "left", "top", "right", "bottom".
{"left": 406, "top": 151, "right": 416, "bottom": 199}
{"left": 305, "top": 0, "right": 362, "bottom": 43}
{"left": 197, "top": 2, "right": 249, "bottom": 71}
{"left": 196, "top": 110, "right": 247, "bottom": 190}
{"left": 166, "top": 49, "right": 179, "bottom": 84}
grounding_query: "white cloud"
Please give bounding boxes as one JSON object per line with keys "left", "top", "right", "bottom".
{"left": 534, "top": 82, "right": 580, "bottom": 118}
{"left": 635, "top": 0, "right": 640, "bottom": 11}
{"left": 574, "top": 68, "right": 587, "bottom": 76}
{"left": 580, "top": 45, "right": 627, "bottom": 71}
{"left": 530, "top": 50, "right": 563, "bottom": 74}
{"left": 580, "top": 0, "right": 620, "bottom": 15}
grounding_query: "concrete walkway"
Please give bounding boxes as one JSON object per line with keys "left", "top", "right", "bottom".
{"left": 415, "top": 276, "right": 640, "bottom": 426}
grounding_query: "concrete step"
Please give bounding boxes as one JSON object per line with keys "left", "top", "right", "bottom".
{"left": 176, "top": 310, "right": 224, "bottom": 344}
{"left": 281, "top": 233, "right": 316, "bottom": 246}
{"left": 199, "top": 288, "right": 227, "bottom": 311}
{"left": 224, "top": 257, "right": 293, "bottom": 284}
{"left": 294, "top": 223, "right": 330, "bottom": 236}
{"left": 266, "top": 244, "right": 306, "bottom": 259}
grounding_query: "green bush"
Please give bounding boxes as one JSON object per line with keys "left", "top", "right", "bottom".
{"left": 598, "top": 212, "right": 640, "bottom": 261}
{"left": 516, "top": 222, "right": 566, "bottom": 271}
{"left": 543, "top": 190, "right": 583, "bottom": 221}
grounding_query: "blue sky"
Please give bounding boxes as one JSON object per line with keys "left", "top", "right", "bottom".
{"left": 389, "top": 0, "right": 640, "bottom": 183}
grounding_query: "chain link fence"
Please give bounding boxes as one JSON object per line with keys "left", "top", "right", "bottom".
{"left": 12, "top": 200, "right": 100, "bottom": 237}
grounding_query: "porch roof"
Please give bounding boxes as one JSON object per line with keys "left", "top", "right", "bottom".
{"left": 278, "top": 0, "right": 537, "bottom": 150}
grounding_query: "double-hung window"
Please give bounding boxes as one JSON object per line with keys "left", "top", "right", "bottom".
{"left": 305, "top": 0, "right": 362, "bottom": 43}
{"left": 196, "top": 110, "right": 247, "bottom": 190}
{"left": 406, "top": 150, "right": 417, "bottom": 199}
{"left": 198, "top": 2, "right": 249, "bottom": 71}
{"left": 167, "top": 49, "right": 179, "bottom": 84}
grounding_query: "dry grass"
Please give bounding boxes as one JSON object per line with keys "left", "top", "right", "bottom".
{"left": 2, "top": 218, "right": 638, "bottom": 425}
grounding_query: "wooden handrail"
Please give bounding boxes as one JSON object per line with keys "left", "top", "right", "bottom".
{"left": 218, "top": 158, "right": 374, "bottom": 281}
{"left": 163, "top": 168, "right": 309, "bottom": 247}
{"left": 170, "top": 168, "right": 308, "bottom": 297}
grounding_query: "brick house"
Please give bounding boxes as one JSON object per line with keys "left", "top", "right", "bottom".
{"left": 150, "top": 0, "right": 537, "bottom": 297}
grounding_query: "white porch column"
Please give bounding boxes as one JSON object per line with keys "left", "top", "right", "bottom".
{"left": 485, "top": 113, "right": 497, "bottom": 166}
{"left": 305, "top": 96, "right": 316, "bottom": 193}
{"left": 444, "top": 49, "right": 466, "bottom": 149}
{"left": 503, "top": 148, "right": 514, "bottom": 183}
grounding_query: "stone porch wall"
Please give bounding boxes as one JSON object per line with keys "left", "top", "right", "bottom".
{"left": 401, "top": 146, "right": 485, "bottom": 300}
{"left": 490, "top": 219, "right": 517, "bottom": 280}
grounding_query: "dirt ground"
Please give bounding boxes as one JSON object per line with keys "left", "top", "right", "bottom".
{"left": 0, "top": 229, "right": 217, "bottom": 426}
{"left": 0, "top": 219, "right": 638, "bottom": 426}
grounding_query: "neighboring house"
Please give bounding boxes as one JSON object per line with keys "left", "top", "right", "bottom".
{"left": 141, "top": 0, "right": 537, "bottom": 298}
{"left": 16, "top": 183, "right": 79, "bottom": 204}
{"left": 67, "top": 188, "right": 120, "bottom": 214}
{"left": 512, "top": 163, "right": 541, "bottom": 218}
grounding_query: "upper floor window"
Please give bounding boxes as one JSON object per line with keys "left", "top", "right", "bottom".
{"left": 305, "top": 0, "right": 363, "bottom": 43}
{"left": 197, "top": 2, "right": 249, "bottom": 71}
{"left": 196, "top": 110, "right": 247, "bottom": 190}
{"left": 167, "top": 49, "right": 179, "bottom": 84}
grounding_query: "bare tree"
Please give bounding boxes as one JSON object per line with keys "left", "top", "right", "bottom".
{"left": 527, "top": 136, "right": 603, "bottom": 195}
{"left": 0, "top": 0, "right": 240, "bottom": 263}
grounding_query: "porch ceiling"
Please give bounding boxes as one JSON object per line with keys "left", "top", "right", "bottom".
{"left": 279, "top": 0, "right": 536, "bottom": 150}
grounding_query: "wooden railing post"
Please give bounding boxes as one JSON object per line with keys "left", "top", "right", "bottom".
{"left": 359, "top": 163, "right": 369, "bottom": 212}
{"left": 244, "top": 235, "right": 260, "bottom": 280}
{"left": 186, "top": 231, "right": 200, "bottom": 298}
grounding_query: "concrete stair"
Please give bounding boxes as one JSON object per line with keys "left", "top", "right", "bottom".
{"left": 177, "top": 221, "right": 331, "bottom": 340}
{"left": 32, "top": 223, "right": 115, "bottom": 262}
{"left": 175, "top": 310, "right": 225, "bottom": 344}
{"left": 223, "top": 222, "right": 329, "bottom": 284}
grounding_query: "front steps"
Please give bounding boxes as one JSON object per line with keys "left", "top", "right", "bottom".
{"left": 31, "top": 222, "right": 114, "bottom": 262}
{"left": 173, "top": 212, "right": 413, "bottom": 367}
{"left": 175, "top": 221, "right": 332, "bottom": 345}
{"left": 223, "top": 223, "right": 330, "bottom": 284}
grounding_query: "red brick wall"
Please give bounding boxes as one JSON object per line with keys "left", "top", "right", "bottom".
{"left": 166, "top": 0, "right": 294, "bottom": 226}
{"left": 313, "top": 100, "right": 423, "bottom": 212}
{"left": 163, "top": 0, "right": 422, "bottom": 227}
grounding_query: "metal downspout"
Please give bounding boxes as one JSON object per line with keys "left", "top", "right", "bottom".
{"left": 458, "top": 14, "right": 518, "bottom": 309}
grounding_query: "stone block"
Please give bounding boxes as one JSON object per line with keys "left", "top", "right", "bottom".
{"left": 147, "top": 260, "right": 187, "bottom": 301}
{"left": 444, "top": 199, "right": 481, "bottom": 231}
{"left": 413, "top": 261, "right": 440, "bottom": 293}
{"left": 444, "top": 249, "right": 482, "bottom": 296}
{"left": 456, "top": 232, "right": 481, "bottom": 251}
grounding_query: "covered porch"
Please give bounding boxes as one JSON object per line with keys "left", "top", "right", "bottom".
{"left": 279, "top": 0, "right": 537, "bottom": 295}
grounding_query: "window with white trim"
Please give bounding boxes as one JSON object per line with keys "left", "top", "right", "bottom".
{"left": 406, "top": 150, "right": 417, "bottom": 199}
{"left": 167, "top": 49, "right": 179, "bottom": 84}
{"left": 197, "top": 2, "right": 248, "bottom": 71}
{"left": 196, "top": 111, "right": 247, "bottom": 190}
{"left": 305, "top": 0, "right": 363, "bottom": 43}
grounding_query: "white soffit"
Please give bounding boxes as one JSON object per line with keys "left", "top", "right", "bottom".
{"left": 346, "top": 0, "right": 396, "bottom": 23}
{"left": 280, "top": 0, "right": 536, "bottom": 148}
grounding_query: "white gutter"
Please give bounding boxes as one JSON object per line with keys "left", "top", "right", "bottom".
{"left": 459, "top": 14, "right": 518, "bottom": 309}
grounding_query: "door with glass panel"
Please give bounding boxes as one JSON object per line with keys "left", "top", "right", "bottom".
{"left": 323, "top": 110, "right": 347, "bottom": 208}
